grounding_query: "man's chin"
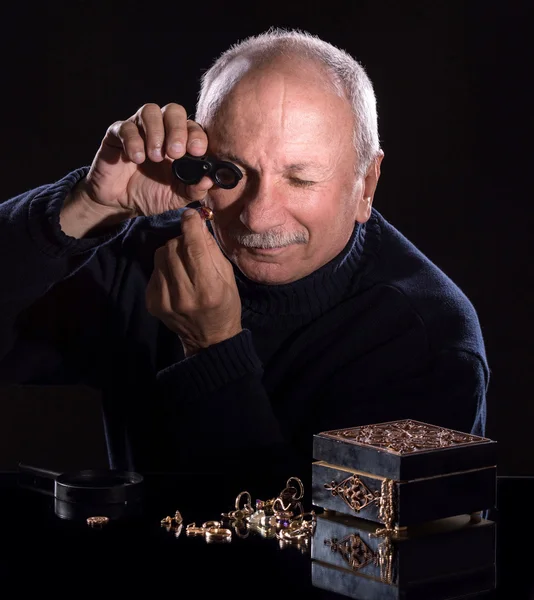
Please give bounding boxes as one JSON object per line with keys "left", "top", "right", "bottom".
{"left": 234, "top": 254, "right": 299, "bottom": 285}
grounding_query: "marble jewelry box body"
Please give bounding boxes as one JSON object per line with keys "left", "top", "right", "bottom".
{"left": 311, "top": 419, "right": 497, "bottom": 528}
{"left": 311, "top": 511, "right": 496, "bottom": 600}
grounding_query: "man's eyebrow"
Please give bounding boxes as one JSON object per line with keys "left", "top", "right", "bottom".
{"left": 215, "top": 152, "right": 328, "bottom": 174}
{"left": 215, "top": 152, "right": 251, "bottom": 170}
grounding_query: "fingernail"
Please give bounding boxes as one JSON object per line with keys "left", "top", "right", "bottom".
{"left": 150, "top": 145, "right": 164, "bottom": 159}
{"left": 182, "top": 208, "right": 196, "bottom": 219}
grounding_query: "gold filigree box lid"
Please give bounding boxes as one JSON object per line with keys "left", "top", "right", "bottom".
{"left": 312, "top": 420, "right": 497, "bottom": 527}
{"left": 313, "top": 419, "right": 497, "bottom": 481}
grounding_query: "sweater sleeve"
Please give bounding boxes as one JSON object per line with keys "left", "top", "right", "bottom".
{"left": 0, "top": 168, "right": 130, "bottom": 371}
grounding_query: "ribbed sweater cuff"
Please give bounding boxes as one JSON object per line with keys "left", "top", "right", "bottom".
{"left": 27, "top": 167, "right": 130, "bottom": 258}
{"left": 156, "top": 329, "right": 263, "bottom": 396}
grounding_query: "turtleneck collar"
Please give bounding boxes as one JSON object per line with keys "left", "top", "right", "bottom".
{"left": 224, "top": 219, "right": 373, "bottom": 328}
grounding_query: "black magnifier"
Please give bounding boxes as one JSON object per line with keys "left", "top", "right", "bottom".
{"left": 17, "top": 462, "right": 144, "bottom": 521}
{"left": 172, "top": 153, "right": 243, "bottom": 189}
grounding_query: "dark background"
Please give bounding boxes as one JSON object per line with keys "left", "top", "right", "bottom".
{"left": 0, "top": 1, "right": 531, "bottom": 474}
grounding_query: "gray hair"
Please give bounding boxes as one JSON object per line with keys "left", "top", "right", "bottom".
{"left": 195, "top": 27, "right": 381, "bottom": 176}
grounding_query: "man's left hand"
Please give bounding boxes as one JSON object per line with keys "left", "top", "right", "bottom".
{"left": 146, "top": 208, "right": 242, "bottom": 356}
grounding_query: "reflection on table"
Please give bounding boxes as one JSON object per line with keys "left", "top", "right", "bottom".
{"left": 2, "top": 471, "right": 531, "bottom": 599}
{"left": 311, "top": 510, "right": 495, "bottom": 599}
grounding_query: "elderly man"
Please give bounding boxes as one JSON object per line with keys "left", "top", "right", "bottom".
{"left": 0, "top": 29, "right": 487, "bottom": 476}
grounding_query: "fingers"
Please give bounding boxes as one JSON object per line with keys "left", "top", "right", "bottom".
{"left": 181, "top": 176, "right": 214, "bottom": 203}
{"left": 180, "top": 208, "right": 233, "bottom": 282}
{"left": 177, "top": 209, "right": 215, "bottom": 281}
{"left": 184, "top": 119, "right": 208, "bottom": 156}
{"left": 150, "top": 211, "right": 233, "bottom": 322}
{"left": 105, "top": 103, "right": 209, "bottom": 165}
{"left": 135, "top": 103, "right": 168, "bottom": 162}
{"left": 105, "top": 119, "right": 146, "bottom": 164}
{"left": 161, "top": 104, "right": 189, "bottom": 158}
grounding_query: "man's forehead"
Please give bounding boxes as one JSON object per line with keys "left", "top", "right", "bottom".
{"left": 208, "top": 102, "right": 345, "bottom": 153}
{"left": 213, "top": 149, "right": 332, "bottom": 173}
{"left": 211, "top": 61, "right": 346, "bottom": 121}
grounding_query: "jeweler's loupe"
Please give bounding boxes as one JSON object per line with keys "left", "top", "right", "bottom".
{"left": 172, "top": 153, "right": 243, "bottom": 189}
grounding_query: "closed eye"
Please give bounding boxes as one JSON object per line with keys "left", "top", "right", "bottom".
{"left": 289, "top": 178, "right": 315, "bottom": 187}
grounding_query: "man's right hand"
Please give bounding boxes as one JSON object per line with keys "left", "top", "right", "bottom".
{"left": 60, "top": 103, "right": 213, "bottom": 237}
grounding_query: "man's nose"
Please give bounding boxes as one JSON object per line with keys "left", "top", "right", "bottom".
{"left": 239, "top": 178, "right": 286, "bottom": 233}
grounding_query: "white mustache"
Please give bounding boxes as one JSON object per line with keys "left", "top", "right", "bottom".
{"left": 231, "top": 229, "right": 309, "bottom": 249}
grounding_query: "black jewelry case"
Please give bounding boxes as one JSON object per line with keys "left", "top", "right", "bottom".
{"left": 311, "top": 419, "right": 497, "bottom": 528}
{"left": 311, "top": 511, "right": 496, "bottom": 600}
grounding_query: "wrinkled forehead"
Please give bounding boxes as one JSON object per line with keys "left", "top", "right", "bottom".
{"left": 208, "top": 61, "right": 354, "bottom": 152}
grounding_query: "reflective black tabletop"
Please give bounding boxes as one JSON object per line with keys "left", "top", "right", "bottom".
{"left": 0, "top": 470, "right": 529, "bottom": 599}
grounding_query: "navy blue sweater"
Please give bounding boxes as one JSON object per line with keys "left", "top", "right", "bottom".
{"left": 0, "top": 168, "right": 488, "bottom": 477}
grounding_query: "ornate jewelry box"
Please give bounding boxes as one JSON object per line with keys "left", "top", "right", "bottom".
{"left": 311, "top": 510, "right": 496, "bottom": 599}
{"left": 311, "top": 419, "right": 497, "bottom": 529}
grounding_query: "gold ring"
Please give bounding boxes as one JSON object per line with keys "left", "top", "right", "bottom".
{"left": 235, "top": 491, "right": 253, "bottom": 512}
{"left": 87, "top": 516, "right": 109, "bottom": 527}
{"left": 273, "top": 496, "right": 293, "bottom": 512}
{"left": 205, "top": 527, "right": 232, "bottom": 541}
{"left": 202, "top": 520, "right": 220, "bottom": 529}
{"left": 197, "top": 206, "right": 214, "bottom": 221}
{"left": 186, "top": 522, "right": 205, "bottom": 536}
{"left": 233, "top": 523, "right": 250, "bottom": 539}
{"left": 285, "top": 476, "right": 304, "bottom": 500}
{"left": 277, "top": 527, "right": 308, "bottom": 541}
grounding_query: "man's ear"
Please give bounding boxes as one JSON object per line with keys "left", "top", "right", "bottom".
{"left": 356, "top": 151, "right": 384, "bottom": 223}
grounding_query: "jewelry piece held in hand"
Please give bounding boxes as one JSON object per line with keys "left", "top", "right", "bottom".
{"left": 196, "top": 206, "right": 214, "bottom": 221}
{"left": 87, "top": 516, "right": 109, "bottom": 527}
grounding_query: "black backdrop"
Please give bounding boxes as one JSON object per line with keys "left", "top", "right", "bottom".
{"left": 0, "top": 1, "right": 531, "bottom": 474}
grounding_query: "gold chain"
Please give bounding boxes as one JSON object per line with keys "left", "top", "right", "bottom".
{"left": 378, "top": 479, "right": 395, "bottom": 530}
{"left": 377, "top": 535, "right": 393, "bottom": 584}
{"left": 374, "top": 479, "right": 396, "bottom": 584}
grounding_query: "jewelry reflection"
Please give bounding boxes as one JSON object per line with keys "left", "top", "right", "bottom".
{"left": 276, "top": 512, "right": 317, "bottom": 542}
{"left": 205, "top": 527, "right": 232, "bottom": 543}
{"left": 233, "top": 520, "right": 250, "bottom": 539}
{"left": 161, "top": 509, "right": 184, "bottom": 536}
{"left": 311, "top": 511, "right": 497, "bottom": 598}
{"left": 279, "top": 536, "right": 310, "bottom": 554}
{"left": 86, "top": 515, "right": 109, "bottom": 528}
{"left": 323, "top": 532, "right": 392, "bottom": 583}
